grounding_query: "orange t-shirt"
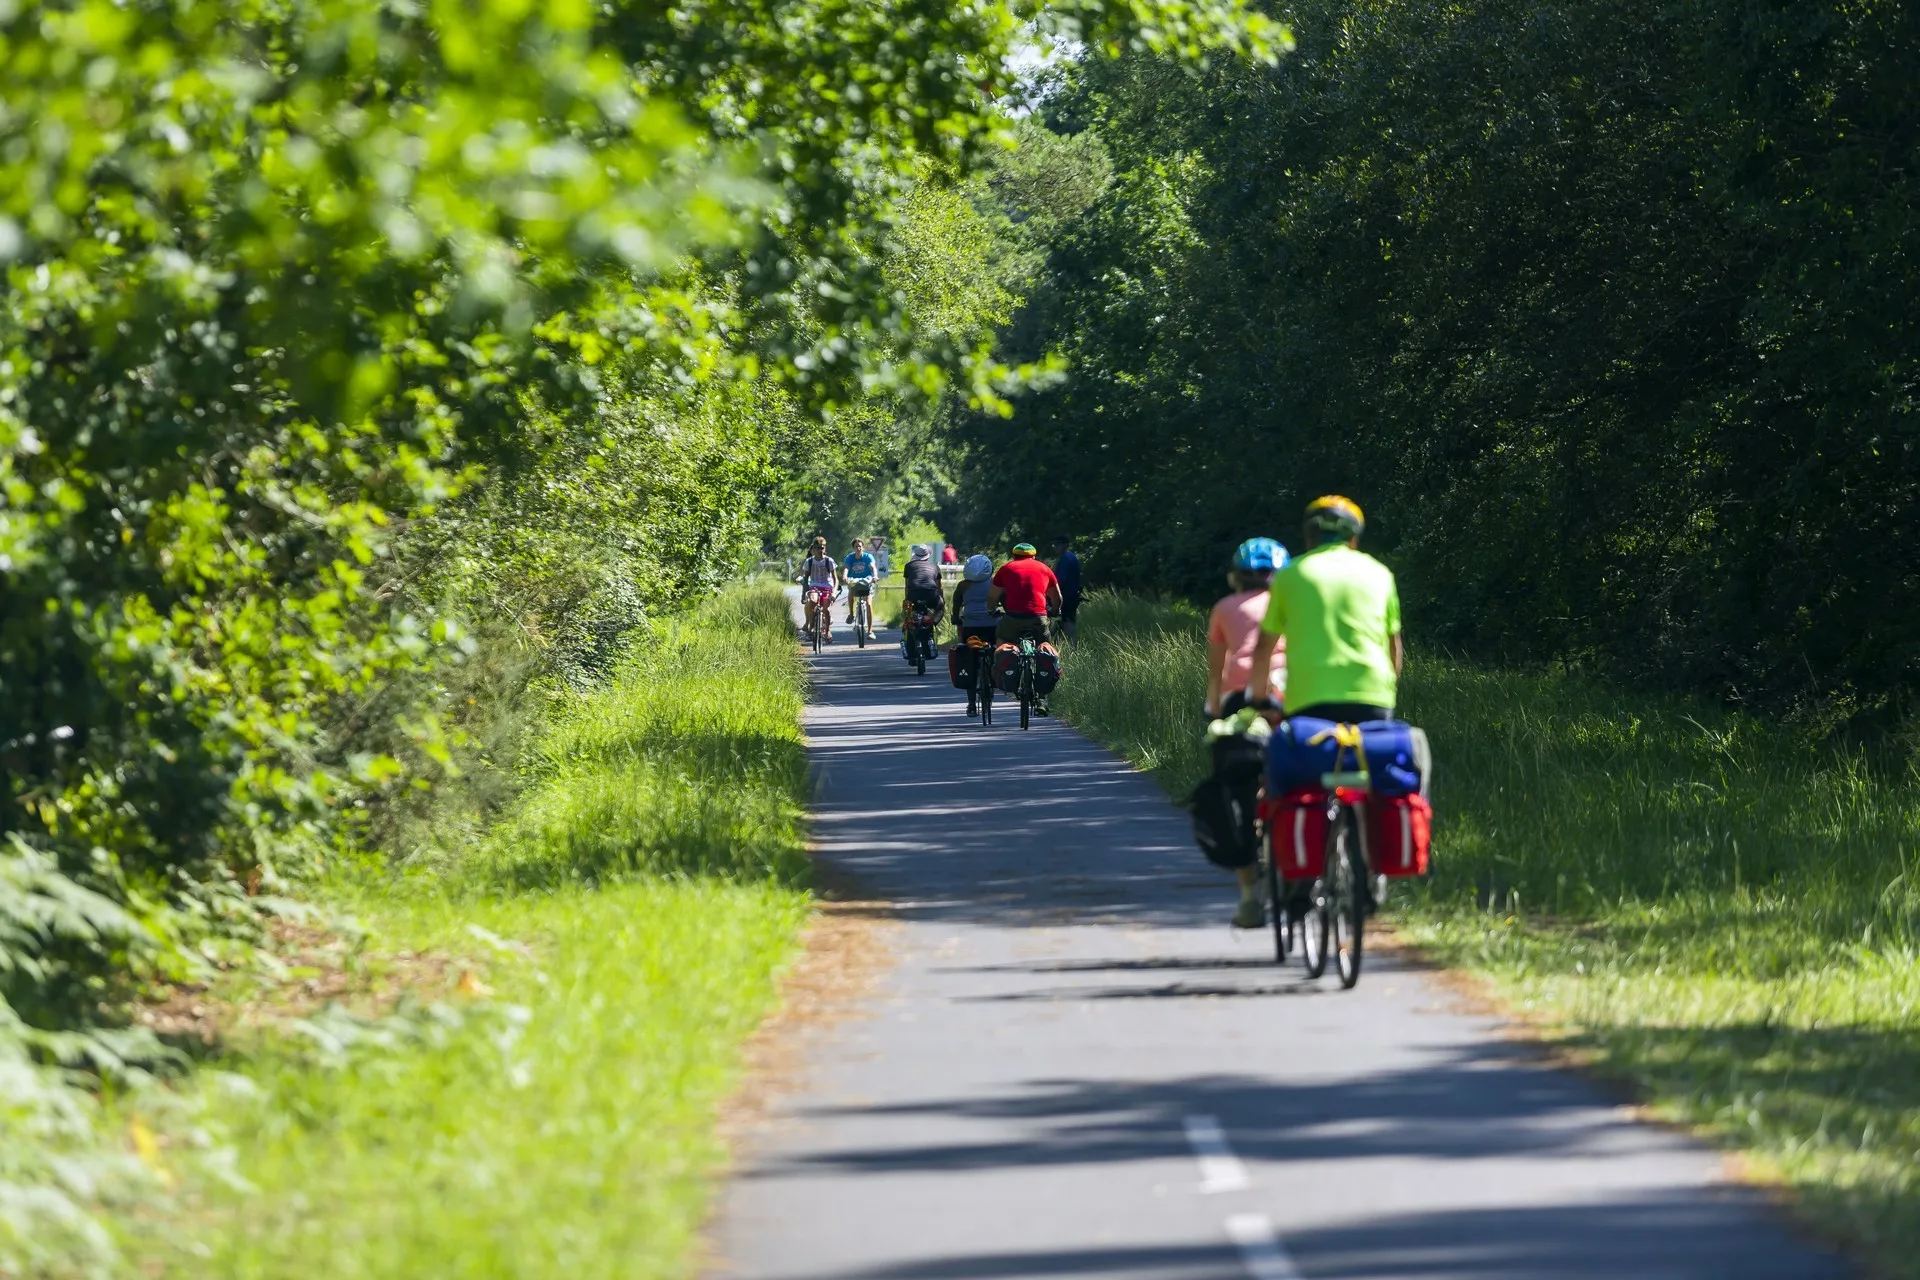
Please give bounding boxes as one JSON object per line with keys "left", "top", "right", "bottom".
{"left": 1209, "top": 589, "right": 1285, "bottom": 698}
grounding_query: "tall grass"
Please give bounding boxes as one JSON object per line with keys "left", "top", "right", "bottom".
{"left": 1056, "top": 592, "right": 1920, "bottom": 1273}
{"left": 470, "top": 583, "right": 809, "bottom": 889}
{"left": 123, "top": 583, "right": 812, "bottom": 1279}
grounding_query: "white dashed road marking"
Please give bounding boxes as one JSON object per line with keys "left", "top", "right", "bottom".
{"left": 1183, "top": 1114, "right": 1250, "bottom": 1194}
{"left": 1226, "top": 1212, "right": 1306, "bottom": 1280}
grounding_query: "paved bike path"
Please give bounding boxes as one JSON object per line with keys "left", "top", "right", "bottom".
{"left": 714, "top": 636, "right": 1850, "bottom": 1279}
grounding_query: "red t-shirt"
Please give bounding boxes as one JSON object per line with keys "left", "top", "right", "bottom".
{"left": 991, "top": 557, "right": 1058, "bottom": 616}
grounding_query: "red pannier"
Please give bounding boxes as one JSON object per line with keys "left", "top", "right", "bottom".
{"left": 946, "top": 645, "right": 972, "bottom": 689}
{"left": 1261, "top": 786, "right": 1329, "bottom": 880}
{"left": 1367, "top": 794, "right": 1433, "bottom": 877}
{"left": 1032, "top": 643, "right": 1062, "bottom": 695}
{"left": 992, "top": 644, "right": 1021, "bottom": 693}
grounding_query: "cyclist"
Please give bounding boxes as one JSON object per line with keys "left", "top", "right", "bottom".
{"left": 1247, "top": 495, "right": 1401, "bottom": 725}
{"left": 988, "top": 542, "right": 1061, "bottom": 647}
{"left": 1206, "top": 538, "right": 1289, "bottom": 719}
{"left": 843, "top": 537, "right": 878, "bottom": 626}
{"left": 1203, "top": 537, "right": 1289, "bottom": 928}
{"left": 950, "top": 554, "right": 998, "bottom": 716}
{"left": 797, "top": 536, "right": 839, "bottom": 642}
{"left": 1050, "top": 535, "right": 1082, "bottom": 642}
{"left": 901, "top": 542, "right": 945, "bottom": 614}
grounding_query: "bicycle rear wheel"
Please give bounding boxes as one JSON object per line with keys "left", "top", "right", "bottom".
{"left": 1331, "top": 807, "right": 1365, "bottom": 989}
{"left": 1018, "top": 665, "right": 1031, "bottom": 729}
{"left": 978, "top": 664, "right": 993, "bottom": 726}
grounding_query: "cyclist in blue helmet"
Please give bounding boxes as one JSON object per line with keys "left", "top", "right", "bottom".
{"left": 1208, "top": 536, "right": 1290, "bottom": 930}
{"left": 1207, "top": 537, "right": 1289, "bottom": 720}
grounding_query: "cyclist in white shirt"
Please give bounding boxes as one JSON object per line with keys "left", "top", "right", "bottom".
{"left": 797, "top": 536, "right": 839, "bottom": 641}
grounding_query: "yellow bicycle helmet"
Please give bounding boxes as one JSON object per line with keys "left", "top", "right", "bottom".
{"left": 1303, "top": 495, "right": 1365, "bottom": 542}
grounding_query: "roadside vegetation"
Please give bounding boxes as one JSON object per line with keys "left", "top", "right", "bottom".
{"left": 118, "top": 585, "right": 809, "bottom": 1278}
{"left": 950, "top": 0, "right": 1920, "bottom": 727}
{"left": 0, "top": 0, "right": 1279, "bottom": 1270}
{"left": 1055, "top": 594, "right": 1920, "bottom": 1276}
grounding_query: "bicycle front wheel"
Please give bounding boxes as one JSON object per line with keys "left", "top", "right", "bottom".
{"left": 1331, "top": 807, "right": 1365, "bottom": 988}
{"left": 1264, "top": 844, "right": 1290, "bottom": 963}
{"left": 1300, "top": 879, "right": 1329, "bottom": 980}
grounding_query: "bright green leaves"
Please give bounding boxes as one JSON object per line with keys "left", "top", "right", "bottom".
{"left": 0, "top": 0, "right": 1280, "bottom": 1087}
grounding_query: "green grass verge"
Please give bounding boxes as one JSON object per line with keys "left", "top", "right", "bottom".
{"left": 121, "top": 583, "right": 811, "bottom": 1279}
{"left": 1054, "top": 592, "right": 1920, "bottom": 1274}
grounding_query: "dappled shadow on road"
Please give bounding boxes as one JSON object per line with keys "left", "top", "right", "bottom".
{"left": 835, "top": 1241, "right": 1241, "bottom": 1279}
{"left": 830, "top": 1198, "right": 1848, "bottom": 1278}
{"left": 941, "top": 955, "right": 1286, "bottom": 975}
{"left": 954, "top": 980, "right": 1322, "bottom": 1002}
{"left": 750, "top": 1036, "right": 1850, "bottom": 1277}
{"left": 749, "top": 1041, "right": 1689, "bottom": 1181}
{"left": 802, "top": 644, "right": 1222, "bottom": 929}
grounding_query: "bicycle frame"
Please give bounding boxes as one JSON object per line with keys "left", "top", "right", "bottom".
{"left": 804, "top": 586, "right": 834, "bottom": 639}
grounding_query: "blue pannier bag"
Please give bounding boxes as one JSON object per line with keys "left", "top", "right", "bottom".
{"left": 1266, "top": 717, "right": 1425, "bottom": 798}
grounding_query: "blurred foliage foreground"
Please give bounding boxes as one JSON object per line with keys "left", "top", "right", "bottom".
{"left": 0, "top": 0, "right": 1283, "bottom": 1268}
{"left": 1056, "top": 595, "right": 1920, "bottom": 1276}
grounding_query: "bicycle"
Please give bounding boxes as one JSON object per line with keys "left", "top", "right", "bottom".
{"left": 997, "top": 637, "right": 1048, "bottom": 730}
{"left": 902, "top": 601, "right": 938, "bottom": 675}
{"left": 973, "top": 637, "right": 996, "bottom": 726}
{"left": 849, "top": 579, "right": 874, "bottom": 647}
{"left": 803, "top": 586, "right": 834, "bottom": 653}
{"left": 1262, "top": 780, "right": 1370, "bottom": 989}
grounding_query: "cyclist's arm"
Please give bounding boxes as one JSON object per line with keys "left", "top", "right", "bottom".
{"left": 1386, "top": 577, "right": 1404, "bottom": 674}
{"left": 1204, "top": 630, "right": 1227, "bottom": 716}
{"left": 1248, "top": 627, "right": 1281, "bottom": 707}
{"left": 987, "top": 583, "right": 1005, "bottom": 612}
{"left": 1045, "top": 580, "right": 1062, "bottom": 612}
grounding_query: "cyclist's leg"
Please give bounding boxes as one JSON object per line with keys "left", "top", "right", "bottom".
{"left": 1232, "top": 863, "right": 1265, "bottom": 928}
{"left": 994, "top": 613, "right": 1046, "bottom": 647}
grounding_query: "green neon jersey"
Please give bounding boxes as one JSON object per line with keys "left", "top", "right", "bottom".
{"left": 1261, "top": 543, "right": 1401, "bottom": 711}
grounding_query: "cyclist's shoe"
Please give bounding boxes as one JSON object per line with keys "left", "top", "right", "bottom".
{"left": 1034, "top": 699, "right": 1051, "bottom": 716}
{"left": 966, "top": 696, "right": 978, "bottom": 717}
{"left": 1231, "top": 897, "right": 1267, "bottom": 930}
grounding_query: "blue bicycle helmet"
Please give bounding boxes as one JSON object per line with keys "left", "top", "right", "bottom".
{"left": 1232, "top": 537, "right": 1288, "bottom": 572}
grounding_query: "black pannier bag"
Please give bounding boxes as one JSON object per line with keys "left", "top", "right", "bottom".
{"left": 1187, "top": 732, "right": 1266, "bottom": 869}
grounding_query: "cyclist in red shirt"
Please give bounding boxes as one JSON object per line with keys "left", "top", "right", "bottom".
{"left": 988, "top": 543, "right": 1062, "bottom": 646}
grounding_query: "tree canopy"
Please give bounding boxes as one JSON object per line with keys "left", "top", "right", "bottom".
{"left": 953, "top": 0, "right": 1920, "bottom": 719}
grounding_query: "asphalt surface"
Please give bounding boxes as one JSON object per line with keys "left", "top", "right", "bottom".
{"left": 714, "top": 622, "right": 1852, "bottom": 1280}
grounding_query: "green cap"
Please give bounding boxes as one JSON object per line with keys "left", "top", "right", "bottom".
{"left": 1011, "top": 541, "right": 1037, "bottom": 555}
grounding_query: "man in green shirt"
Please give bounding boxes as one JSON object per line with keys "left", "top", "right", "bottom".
{"left": 1247, "top": 495, "right": 1402, "bottom": 721}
